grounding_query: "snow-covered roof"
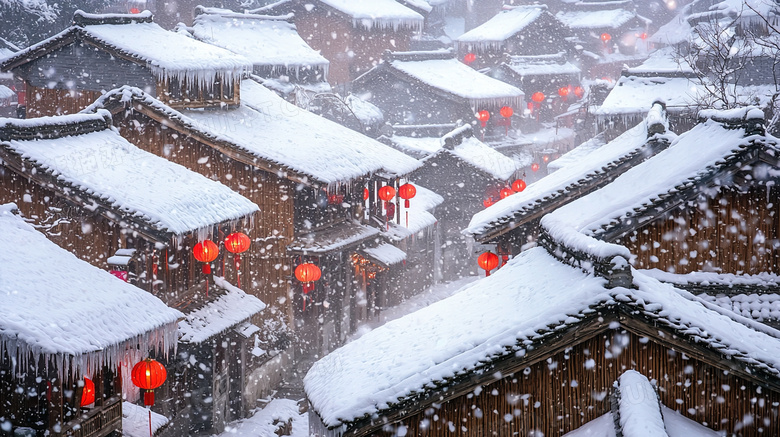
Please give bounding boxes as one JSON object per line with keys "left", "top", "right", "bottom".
{"left": 380, "top": 183, "right": 442, "bottom": 241}
{"left": 464, "top": 107, "right": 672, "bottom": 239}
{"left": 384, "top": 51, "right": 525, "bottom": 109}
{"left": 564, "top": 406, "right": 721, "bottom": 436}
{"left": 556, "top": 8, "right": 637, "bottom": 29}
{"left": 595, "top": 74, "right": 701, "bottom": 116}
{"left": 503, "top": 53, "right": 581, "bottom": 77}
{"left": 318, "top": 0, "right": 424, "bottom": 30}
{"left": 389, "top": 126, "right": 518, "bottom": 180}
{"left": 547, "top": 133, "right": 606, "bottom": 172}
{"left": 123, "top": 402, "right": 169, "bottom": 437}
{"left": 624, "top": 47, "right": 695, "bottom": 75}
{"left": 360, "top": 243, "right": 407, "bottom": 267}
{"left": 542, "top": 107, "right": 769, "bottom": 260}
{"left": 456, "top": 5, "right": 546, "bottom": 49}
{"left": 699, "top": 293, "right": 780, "bottom": 325}
{"left": 0, "top": 112, "right": 259, "bottom": 236}
{"left": 0, "top": 203, "right": 181, "bottom": 376}
{"left": 288, "top": 220, "right": 380, "bottom": 254}
{"left": 0, "top": 85, "right": 13, "bottom": 103}
{"left": 190, "top": 8, "right": 329, "bottom": 74}
{"left": 2, "top": 11, "right": 252, "bottom": 87}
{"left": 84, "top": 81, "right": 421, "bottom": 185}
{"left": 178, "top": 277, "right": 267, "bottom": 344}
{"left": 304, "top": 245, "right": 780, "bottom": 428}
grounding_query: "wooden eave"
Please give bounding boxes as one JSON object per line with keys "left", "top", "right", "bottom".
{"left": 594, "top": 139, "right": 776, "bottom": 243}
{"left": 473, "top": 135, "right": 671, "bottom": 244}
{"left": 0, "top": 29, "right": 80, "bottom": 72}
{"left": 98, "top": 97, "right": 327, "bottom": 187}
{"left": 329, "top": 301, "right": 780, "bottom": 437}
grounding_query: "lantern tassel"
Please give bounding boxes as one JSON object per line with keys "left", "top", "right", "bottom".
{"left": 234, "top": 254, "right": 241, "bottom": 289}
{"left": 148, "top": 408, "right": 153, "bottom": 437}
{"left": 144, "top": 390, "right": 155, "bottom": 406}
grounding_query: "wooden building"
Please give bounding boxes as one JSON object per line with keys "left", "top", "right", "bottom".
{"left": 455, "top": 5, "right": 572, "bottom": 69}
{"left": 463, "top": 103, "right": 672, "bottom": 260}
{"left": 251, "top": 0, "right": 424, "bottom": 87}
{"left": 303, "top": 237, "right": 780, "bottom": 436}
{"left": 0, "top": 112, "right": 272, "bottom": 435}
{"left": 0, "top": 203, "right": 181, "bottom": 437}
{"left": 0, "top": 10, "right": 251, "bottom": 118}
{"left": 188, "top": 7, "right": 331, "bottom": 98}
{"left": 382, "top": 124, "right": 520, "bottom": 278}
{"left": 352, "top": 50, "right": 524, "bottom": 135}
{"left": 82, "top": 80, "right": 421, "bottom": 355}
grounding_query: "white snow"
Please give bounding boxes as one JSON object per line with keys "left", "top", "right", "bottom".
{"left": 304, "top": 245, "right": 780, "bottom": 429}
{"left": 0, "top": 203, "right": 181, "bottom": 377}
{"left": 122, "top": 402, "right": 170, "bottom": 437}
{"left": 177, "top": 277, "right": 267, "bottom": 344}
{"left": 0, "top": 113, "right": 260, "bottom": 236}
{"left": 0, "top": 85, "right": 14, "bottom": 104}
{"left": 556, "top": 9, "right": 637, "bottom": 29}
{"left": 504, "top": 53, "right": 581, "bottom": 77}
{"left": 78, "top": 13, "right": 252, "bottom": 87}
{"left": 547, "top": 134, "right": 606, "bottom": 172}
{"left": 190, "top": 10, "right": 329, "bottom": 75}
{"left": 289, "top": 221, "right": 380, "bottom": 254}
{"left": 317, "top": 0, "right": 424, "bottom": 30}
{"left": 456, "top": 5, "right": 545, "bottom": 49}
{"left": 617, "top": 370, "right": 667, "bottom": 437}
{"left": 389, "top": 54, "right": 525, "bottom": 109}
{"left": 380, "top": 183, "right": 443, "bottom": 241}
{"left": 217, "top": 399, "right": 308, "bottom": 437}
{"left": 563, "top": 406, "right": 724, "bottom": 436}
{"left": 361, "top": 243, "right": 407, "bottom": 266}
{"left": 465, "top": 119, "right": 665, "bottom": 237}
{"left": 596, "top": 75, "right": 701, "bottom": 116}
{"left": 541, "top": 110, "right": 762, "bottom": 258}
{"left": 84, "top": 82, "right": 421, "bottom": 185}
{"left": 699, "top": 293, "right": 780, "bottom": 323}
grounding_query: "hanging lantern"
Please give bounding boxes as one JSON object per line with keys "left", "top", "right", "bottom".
{"left": 464, "top": 53, "right": 476, "bottom": 65}
{"left": 224, "top": 232, "right": 250, "bottom": 289}
{"left": 378, "top": 185, "right": 395, "bottom": 202}
{"left": 483, "top": 198, "right": 494, "bottom": 208}
{"left": 80, "top": 377, "right": 95, "bottom": 407}
{"left": 512, "top": 179, "right": 526, "bottom": 192}
{"left": 499, "top": 187, "right": 513, "bottom": 199}
{"left": 131, "top": 358, "right": 167, "bottom": 406}
{"left": 363, "top": 187, "right": 369, "bottom": 201}
{"left": 398, "top": 183, "right": 417, "bottom": 228}
{"left": 640, "top": 32, "right": 648, "bottom": 40}
{"left": 558, "top": 86, "right": 570, "bottom": 97}
{"left": 531, "top": 92, "right": 545, "bottom": 103}
{"left": 477, "top": 251, "right": 499, "bottom": 277}
{"left": 193, "top": 240, "right": 219, "bottom": 274}
{"left": 500, "top": 106, "right": 513, "bottom": 118}
{"left": 129, "top": 7, "right": 140, "bottom": 13}
{"left": 476, "top": 110, "right": 490, "bottom": 128}
{"left": 543, "top": 155, "right": 550, "bottom": 163}
{"left": 531, "top": 163, "right": 540, "bottom": 172}
{"left": 295, "top": 263, "right": 321, "bottom": 309}
{"left": 574, "top": 86, "right": 585, "bottom": 98}
{"left": 601, "top": 33, "right": 611, "bottom": 43}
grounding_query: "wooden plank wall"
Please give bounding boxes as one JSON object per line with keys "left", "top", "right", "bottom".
{"left": 25, "top": 84, "right": 100, "bottom": 118}
{"left": 113, "top": 110, "right": 295, "bottom": 312}
{"left": 373, "top": 328, "right": 780, "bottom": 436}
{"left": 621, "top": 186, "right": 779, "bottom": 275}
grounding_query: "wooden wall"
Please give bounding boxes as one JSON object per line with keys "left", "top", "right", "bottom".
{"left": 25, "top": 84, "right": 101, "bottom": 118}
{"left": 369, "top": 324, "right": 780, "bottom": 436}
{"left": 620, "top": 186, "right": 780, "bottom": 276}
{"left": 112, "top": 110, "right": 295, "bottom": 314}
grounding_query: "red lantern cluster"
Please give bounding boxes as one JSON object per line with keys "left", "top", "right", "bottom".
{"left": 131, "top": 358, "right": 167, "bottom": 406}
{"left": 80, "top": 377, "right": 95, "bottom": 407}
{"left": 295, "top": 262, "right": 321, "bottom": 297}
{"left": 478, "top": 251, "right": 499, "bottom": 277}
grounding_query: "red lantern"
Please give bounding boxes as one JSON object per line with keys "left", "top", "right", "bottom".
{"left": 378, "top": 185, "right": 395, "bottom": 202}
{"left": 363, "top": 187, "right": 369, "bottom": 201}
{"left": 224, "top": 232, "right": 250, "bottom": 289}
{"left": 476, "top": 110, "right": 490, "bottom": 128}
{"left": 574, "top": 86, "right": 584, "bottom": 98}
{"left": 295, "top": 263, "right": 321, "bottom": 306}
{"left": 512, "top": 179, "right": 526, "bottom": 192}
{"left": 193, "top": 240, "right": 218, "bottom": 274}
{"left": 478, "top": 251, "right": 499, "bottom": 276}
{"left": 640, "top": 32, "right": 648, "bottom": 40}
{"left": 531, "top": 163, "right": 540, "bottom": 172}
{"left": 399, "top": 183, "right": 417, "bottom": 227}
{"left": 531, "top": 92, "right": 545, "bottom": 103}
{"left": 601, "top": 33, "right": 611, "bottom": 43}
{"left": 80, "top": 377, "right": 95, "bottom": 407}
{"left": 483, "top": 198, "right": 494, "bottom": 208}
{"left": 129, "top": 7, "right": 140, "bottom": 13}
{"left": 543, "top": 155, "right": 550, "bottom": 163}
{"left": 131, "top": 358, "right": 167, "bottom": 406}
{"left": 500, "top": 106, "right": 513, "bottom": 118}
{"left": 464, "top": 53, "right": 476, "bottom": 64}
{"left": 558, "top": 86, "right": 570, "bottom": 97}
{"left": 499, "top": 187, "right": 513, "bottom": 199}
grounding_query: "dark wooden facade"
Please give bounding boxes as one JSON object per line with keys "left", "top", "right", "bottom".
{"left": 356, "top": 314, "right": 780, "bottom": 436}
{"left": 1, "top": 354, "right": 122, "bottom": 437}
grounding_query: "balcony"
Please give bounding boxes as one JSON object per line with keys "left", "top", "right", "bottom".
{"left": 54, "top": 395, "right": 122, "bottom": 437}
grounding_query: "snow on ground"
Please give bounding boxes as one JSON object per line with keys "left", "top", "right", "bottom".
{"left": 216, "top": 399, "right": 307, "bottom": 437}
{"left": 348, "top": 276, "right": 479, "bottom": 342}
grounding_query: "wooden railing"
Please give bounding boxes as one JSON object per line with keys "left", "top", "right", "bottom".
{"left": 55, "top": 395, "right": 122, "bottom": 437}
